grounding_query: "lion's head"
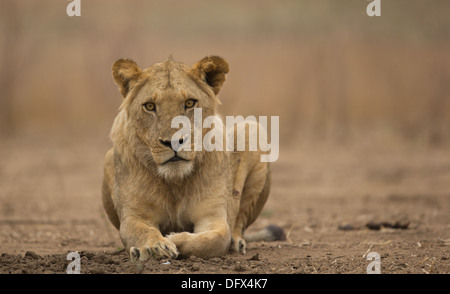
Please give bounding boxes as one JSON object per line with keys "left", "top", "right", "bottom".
{"left": 110, "top": 56, "right": 229, "bottom": 181}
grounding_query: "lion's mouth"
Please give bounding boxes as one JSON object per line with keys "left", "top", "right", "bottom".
{"left": 163, "top": 155, "right": 189, "bottom": 164}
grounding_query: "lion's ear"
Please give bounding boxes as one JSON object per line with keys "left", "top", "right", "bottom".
{"left": 191, "top": 56, "right": 229, "bottom": 95}
{"left": 112, "top": 58, "right": 142, "bottom": 98}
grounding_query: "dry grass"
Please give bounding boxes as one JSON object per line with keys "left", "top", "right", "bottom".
{"left": 0, "top": 0, "right": 449, "bottom": 147}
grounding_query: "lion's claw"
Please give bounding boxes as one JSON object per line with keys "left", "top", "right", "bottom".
{"left": 130, "top": 247, "right": 141, "bottom": 260}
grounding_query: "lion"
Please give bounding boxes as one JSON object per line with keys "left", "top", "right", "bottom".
{"left": 102, "top": 55, "right": 284, "bottom": 261}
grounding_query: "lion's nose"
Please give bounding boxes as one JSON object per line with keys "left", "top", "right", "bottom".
{"left": 159, "top": 136, "right": 185, "bottom": 150}
{"left": 160, "top": 139, "right": 172, "bottom": 148}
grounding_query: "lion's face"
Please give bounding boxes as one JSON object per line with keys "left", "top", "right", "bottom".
{"left": 111, "top": 56, "right": 229, "bottom": 181}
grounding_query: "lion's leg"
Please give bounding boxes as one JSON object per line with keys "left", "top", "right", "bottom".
{"left": 167, "top": 199, "right": 231, "bottom": 259}
{"left": 102, "top": 148, "right": 120, "bottom": 230}
{"left": 120, "top": 217, "right": 179, "bottom": 261}
{"left": 231, "top": 162, "right": 271, "bottom": 254}
{"left": 168, "top": 221, "right": 231, "bottom": 259}
{"left": 102, "top": 179, "right": 120, "bottom": 230}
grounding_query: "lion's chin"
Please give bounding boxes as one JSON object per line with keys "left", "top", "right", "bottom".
{"left": 157, "top": 161, "right": 194, "bottom": 182}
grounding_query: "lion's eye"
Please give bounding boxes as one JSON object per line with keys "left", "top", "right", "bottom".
{"left": 185, "top": 99, "right": 197, "bottom": 109}
{"left": 143, "top": 102, "right": 155, "bottom": 112}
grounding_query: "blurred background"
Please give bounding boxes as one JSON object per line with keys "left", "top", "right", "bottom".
{"left": 0, "top": 0, "right": 450, "bottom": 256}
{"left": 1, "top": 0, "right": 449, "bottom": 145}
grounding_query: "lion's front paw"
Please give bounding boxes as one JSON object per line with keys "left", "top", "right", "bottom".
{"left": 130, "top": 238, "right": 179, "bottom": 261}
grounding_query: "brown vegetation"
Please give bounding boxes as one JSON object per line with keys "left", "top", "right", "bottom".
{"left": 0, "top": 0, "right": 449, "bottom": 144}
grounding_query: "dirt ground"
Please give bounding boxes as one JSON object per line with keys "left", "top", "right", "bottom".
{"left": 0, "top": 132, "right": 449, "bottom": 274}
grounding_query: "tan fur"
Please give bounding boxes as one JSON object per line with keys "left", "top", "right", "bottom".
{"left": 102, "top": 56, "right": 271, "bottom": 260}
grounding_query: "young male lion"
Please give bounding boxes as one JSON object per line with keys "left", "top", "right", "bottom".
{"left": 102, "top": 56, "right": 284, "bottom": 261}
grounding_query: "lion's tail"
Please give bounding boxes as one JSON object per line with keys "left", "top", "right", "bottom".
{"left": 244, "top": 225, "right": 286, "bottom": 243}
